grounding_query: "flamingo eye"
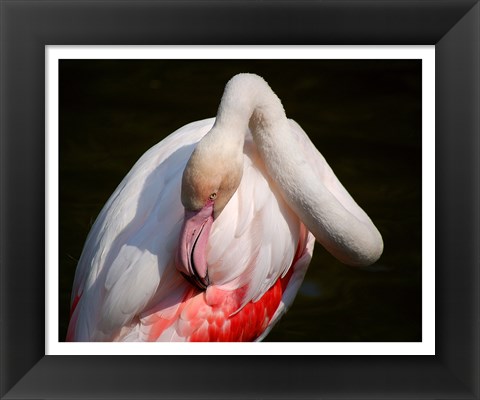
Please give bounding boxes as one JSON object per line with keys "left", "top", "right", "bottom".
{"left": 209, "top": 192, "right": 217, "bottom": 200}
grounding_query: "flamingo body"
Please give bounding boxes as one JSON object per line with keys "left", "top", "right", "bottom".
{"left": 67, "top": 74, "right": 382, "bottom": 342}
{"left": 68, "top": 118, "right": 315, "bottom": 341}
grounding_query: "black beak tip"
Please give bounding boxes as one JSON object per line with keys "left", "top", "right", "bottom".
{"left": 180, "top": 271, "right": 209, "bottom": 291}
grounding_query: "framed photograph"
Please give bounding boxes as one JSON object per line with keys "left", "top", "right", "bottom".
{"left": 48, "top": 47, "right": 433, "bottom": 357}
{"left": 1, "top": 1, "right": 479, "bottom": 399}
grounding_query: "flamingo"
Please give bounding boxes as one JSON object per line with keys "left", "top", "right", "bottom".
{"left": 67, "top": 73, "right": 383, "bottom": 342}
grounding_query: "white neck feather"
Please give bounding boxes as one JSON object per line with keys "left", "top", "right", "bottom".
{"left": 212, "top": 73, "right": 383, "bottom": 266}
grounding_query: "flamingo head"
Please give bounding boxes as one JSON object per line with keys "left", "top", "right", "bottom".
{"left": 175, "top": 133, "right": 243, "bottom": 289}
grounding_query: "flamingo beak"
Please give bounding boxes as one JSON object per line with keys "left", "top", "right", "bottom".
{"left": 175, "top": 201, "right": 214, "bottom": 290}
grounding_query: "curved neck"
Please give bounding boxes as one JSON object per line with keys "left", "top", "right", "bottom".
{"left": 212, "top": 74, "right": 383, "bottom": 266}
{"left": 215, "top": 74, "right": 287, "bottom": 133}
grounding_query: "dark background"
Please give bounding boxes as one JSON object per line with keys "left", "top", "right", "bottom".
{"left": 59, "top": 59, "right": 422, "bottom": 342}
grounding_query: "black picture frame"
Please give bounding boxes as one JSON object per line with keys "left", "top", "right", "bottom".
{"left": 1, "top": 1, "right": 479, "bottom": 399}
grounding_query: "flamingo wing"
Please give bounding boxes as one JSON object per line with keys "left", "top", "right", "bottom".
{"left": 68, "top": 118, "right": 215, "bottom": 341}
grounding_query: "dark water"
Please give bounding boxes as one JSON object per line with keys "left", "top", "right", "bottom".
{"left": 59, "top": 59, "right": 422, "bottom": 342}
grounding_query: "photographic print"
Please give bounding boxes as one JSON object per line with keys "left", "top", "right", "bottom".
{"left": 53, "top": 50, "right": 429, "bottom": 351}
